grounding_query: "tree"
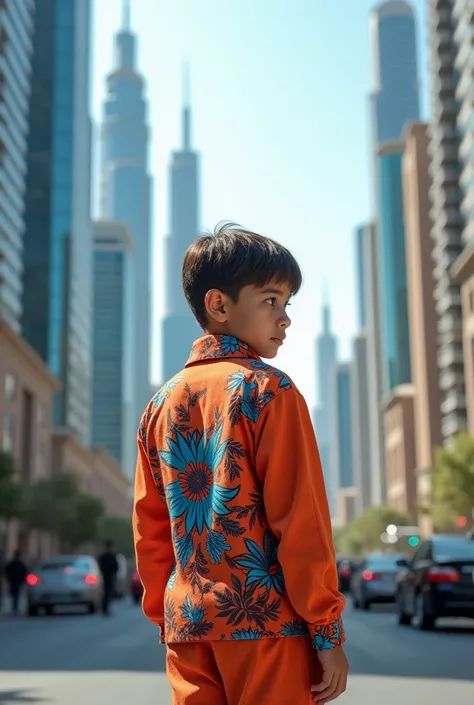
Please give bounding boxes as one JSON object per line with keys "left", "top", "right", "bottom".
{"left": 336, "top": 506, "right": 413, "bottom": 556}
{"left": 0, "top": 451, "right": 25, "bottom": 519}
{"left": 430, "top": 432, "right": 474, "bottom": 531}
{"left": 26, "top": 473, "right": 105, "bottom": 551}
{"left": 98, "top": 516, "right": 134, "bottom": 558}
{"left": 0, "top": 451, "right": 25, "bottom": 550}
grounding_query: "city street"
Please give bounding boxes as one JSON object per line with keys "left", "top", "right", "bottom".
{"left": 0, "top": 601, "right": 473, "bottom": 704}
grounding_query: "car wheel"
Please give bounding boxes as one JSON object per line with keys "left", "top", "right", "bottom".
{"left": 361, "top": 597, "right": 370, "bottom": 611}
{"left": 396, "top": 592, "right": 411, "bottom": 626}
{"left": 88, "top": 602, "right": 96, "bottom": 614}
{"left": 45, "top": 605, "right": 53, "bottom": 616}
{"left": 133, "top": 593, "right": 140, "bottom": 605}
{"left": 28, "top": 605, "right": 38, "bottom": 617}
{"left": 413, "top": 593, "right": 435, "bottom": 631}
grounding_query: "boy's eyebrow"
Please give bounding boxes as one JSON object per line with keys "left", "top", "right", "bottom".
{"left": 259, "top": 287, "right": 287, "bottom": 296}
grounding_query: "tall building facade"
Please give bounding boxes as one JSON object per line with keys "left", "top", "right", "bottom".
{"left": 428, "top": 0, "right": 466, "bottom": 441}
{"left": 402, "top": 122, "right": 442, "bottom": 529}
{"left": 0, "top": 0, "right": 35, "bottom": 333}
{"left": 370, "top": 1, "right": 420, "bottom": 149}
{"left": 92, "top": 221, "right": 135, "bottom": 477}
{"left": 332, "top": 363, "right": 355, "bottom": 525}
{"left": 378, "top": 141, "right": 412, "bottom": 393}
{"left": 22, "top": 0, "right": 92, "bottom": 444}
{"left": 161, "top": 82, "right": 200, "bottom": 382}
{"left": 100, "top": 3, "right": 152, "bottom": 422}
{"left": 355, "top": 225, "right": 367, "bottom": 328}
{"left": 452, "top": 0, "right": 474, "bottom": 437}
{"left": 363, "top": 221, "right": 387, "bottom": 506}
{"left": 351, "top": 333, "right": 372, "bottom": 514}
{"left": 314, "top": 294, "right": 338, "bottom": 516}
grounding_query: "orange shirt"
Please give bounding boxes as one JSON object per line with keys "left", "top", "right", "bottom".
{"left": 133, "top": 334, "right": 345, "bottom": 649}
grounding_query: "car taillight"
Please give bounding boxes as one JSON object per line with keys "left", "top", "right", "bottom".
{"left": 362, "top": 570, "right": 382, "bottom": 581}
{"left": 84, "top": 574, "right": 97, "bottom": 585}
{"left": 340, "top": 567, "right": 351, "bottom": 577}
{"left": 26, "top": 573, "right": 40, "bottom": 586}
{"left": 428, "top": 566, "right": 460, "bottom": 583}
{"left": 131, "top": 571, "right": 140, "bottom": 581}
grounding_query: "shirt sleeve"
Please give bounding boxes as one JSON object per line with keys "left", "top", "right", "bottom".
{"left": 132, "top": 418, "right": 175, "bottom": 640}
{"left": 254, "top": 387, "right": 346, "bottom": 650}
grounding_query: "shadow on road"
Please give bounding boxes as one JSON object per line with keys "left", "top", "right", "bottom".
{"left": 0, "top": 691, "right": 46, "bottom": 703}
{"left": 344, "top": 603, "right": 474, "bottom": 682}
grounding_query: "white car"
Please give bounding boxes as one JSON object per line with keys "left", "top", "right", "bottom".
{"left": 26, "top": 555, "right": 103, "bottom": 616}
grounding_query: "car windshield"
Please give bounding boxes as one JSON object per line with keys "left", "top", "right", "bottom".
{"left": 433, "top": 539, "right": 474, "bottom": 562}
{"left": 366, "top": 555, "right": 405, "bottom": 571}
{"left": 38, "top": 557, "right": 88, "bottom": 571}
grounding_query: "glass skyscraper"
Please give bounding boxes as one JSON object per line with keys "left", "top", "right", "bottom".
{"left": 92, "top": 221, "right": 135, "bottom": 476}
{"left": 161, "top": 79, "right": 201, "bottom": 383}
{"left": 370, "top": 1, "right": 420, "bottom": 148}
{"left": 332, "top": 363, "right": 354, "bottom": 491}
{"left": 22, "top": 0, "right": 92, "bottom": 444}
{"left": 100, "top": 4, "right": 152, "bottom": 425}
{"left": 378, "top": 143, "right": 411, "bottom": 393}
{"left": 0, "top": 0, "right": 35, "bottom": 332}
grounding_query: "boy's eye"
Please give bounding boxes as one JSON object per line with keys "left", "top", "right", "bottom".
{"left": 265, "top": 297, "right": 277, "bottom": 306}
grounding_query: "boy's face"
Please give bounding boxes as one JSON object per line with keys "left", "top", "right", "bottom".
{"left": 205, "top": 280, "right": 293, "bottom": 359}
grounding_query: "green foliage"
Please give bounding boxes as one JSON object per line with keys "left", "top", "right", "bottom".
{"left": 98, "top": 516, "right": 134, "bottom": 558}
{"left": 26, "top": 473, "right": 105, "bottom": 550}
{"left": 430, "top": 432, "right": 474, "bottom": 530}
{"left": 333, "top": 505, "right": 413, "bottom": 556}
{"left": 0, "top": 451, "right": 25, "bottom": 522}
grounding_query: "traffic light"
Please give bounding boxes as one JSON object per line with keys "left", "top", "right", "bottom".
{"left": 456, "top": 516, "right": 468, "bottom": 528}
{"left": 408, "top": 536, "right": 419, "bottom": 548}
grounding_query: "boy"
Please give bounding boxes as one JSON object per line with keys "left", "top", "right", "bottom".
{"left": 133, "top": 223, "right": 348, "bottom": 705}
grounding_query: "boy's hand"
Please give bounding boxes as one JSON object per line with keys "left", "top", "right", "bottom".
{"left": 311, "top": 645, "right": 349, "bottom": 704}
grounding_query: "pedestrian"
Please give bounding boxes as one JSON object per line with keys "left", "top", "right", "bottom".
{"left": 97, "top": 540, "right": 119, "bottom": 616}
{"left": 5, "top": 549, "right": 27, "bottom": 616}
{"left": 133, "top": 223, "right": 348, "bottom": 705}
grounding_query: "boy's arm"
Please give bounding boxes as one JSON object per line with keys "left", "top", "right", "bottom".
{"left": 132, "top": 418, "right": 175, "bottom": 637}
{"left": 255, "top": 387, "right": 346, "bottom": 650}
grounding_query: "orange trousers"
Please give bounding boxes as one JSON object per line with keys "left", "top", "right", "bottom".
{"left": 166, "top": 637, "right": 323, "bottom": 705}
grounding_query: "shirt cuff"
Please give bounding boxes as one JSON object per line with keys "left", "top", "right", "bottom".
{"left": 309, "top": 617, "right": 345, "bottom": 650}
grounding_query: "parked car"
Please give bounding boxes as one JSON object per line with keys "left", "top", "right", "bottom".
{"left": 130, "top": 569, "right": 143, "bottom": 604}
{"left": 395, "top": 534, "right": 474, "bottom": 630}
{"left": 26, "top": 555, "right": 102, "bottom": 616}
{"left": 337, "top": 558, "right": 358, "bottom": 593}
{"left": 351, "top": 552, "right": 407, "bottom": 610}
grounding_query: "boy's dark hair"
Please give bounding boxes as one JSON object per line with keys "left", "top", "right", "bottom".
{"left": 182, "top": 222, "right": 302, "bottom": 328}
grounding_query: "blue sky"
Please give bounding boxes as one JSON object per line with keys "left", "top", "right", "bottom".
{"left": 92, "top": 0, "right": 429, "bottom": 407}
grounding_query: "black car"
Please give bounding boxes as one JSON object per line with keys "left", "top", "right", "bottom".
{"left": 395, "top": 534, "right": 474, "bottom": 630}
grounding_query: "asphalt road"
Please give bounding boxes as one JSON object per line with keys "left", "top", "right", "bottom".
{"left": 0, "top": 600, "right": 473, "bottom": 704}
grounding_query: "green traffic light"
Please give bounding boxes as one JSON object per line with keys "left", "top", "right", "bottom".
{"left": 408, "top": 536, "right": 419, "bottom": 547}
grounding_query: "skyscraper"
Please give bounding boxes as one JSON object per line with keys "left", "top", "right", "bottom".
{"left": 363, "top": 221, "right": 387, "bottom": 506}
{"left": 378, "top": 141, "right": 412, "bottom": 393}
{"left": 331, "top": 363, "right": 354, "bottom": 495}
{"left": 402, "top": 122, "right": 442, "bottom": 533}
{"left": 161, "top": 72, "right": 201, "bottom": 382}
{"left": 22, "top": 0, "right": 92, "bottom": 444}
{"left": 428, "top": 0, "right": 466, "bottom": 441}
{"left": 370, "top": 1, "right": 420, "bottom": 149}
{"left": 355, "top": 226, "right": 367, "bottom": 329}
{"left": 92, "top": 221, "right": 135, "bottom": 477}
{"left": 0, "top": 0, "right": 35, "bottom": 333}
{"left": 101, "top": 0, "right": 152, "bottom": 422}
{"left": 314, "top": 291, "right": 338, "bottom": 516}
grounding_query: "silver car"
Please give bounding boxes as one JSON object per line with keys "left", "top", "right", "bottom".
{"left": 351, "top": 552, "right": 407, "bottom": 610}
{"left": 26, "top": 555, "right": 102, "bottom": 616}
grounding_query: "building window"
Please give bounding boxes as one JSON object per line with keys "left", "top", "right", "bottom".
{"left": 3, "top": 414, "right": 14, "bottom": 452}
{"left": 4, "top": 373, "right": 17, "bottom": 400}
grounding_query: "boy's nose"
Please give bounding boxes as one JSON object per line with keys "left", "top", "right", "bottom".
{"left": 280, "top": 312, "right": 291, "bottom": 328}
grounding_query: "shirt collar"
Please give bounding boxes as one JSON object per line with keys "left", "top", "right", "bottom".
{"left": 185, "top": 335, "right": 261, "bottom": 366}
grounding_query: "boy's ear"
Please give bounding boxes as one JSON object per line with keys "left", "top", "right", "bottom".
{"left": 204, "top": 289, "right": 228, "bottom": 323}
